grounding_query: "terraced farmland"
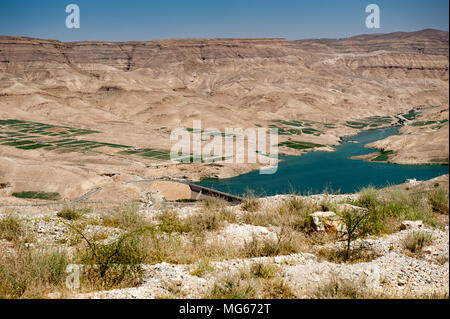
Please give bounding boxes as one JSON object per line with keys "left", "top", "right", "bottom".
{"left": 0, "top": 119, "right": 177, "bottom": 162}
{"left": 345, "top": 116, "right": 393, "bottom": 129}
{"left": 278, "top": 140, "right": 324, "bottom": 150}
{"left": 372, "top": 150, "right": 394, "bottom": 162}
{"left": 270, "top": 119, "right": 327, "bottom": 136}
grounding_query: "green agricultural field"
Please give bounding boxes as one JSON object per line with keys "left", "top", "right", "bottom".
{"left": 17, "top": 143, "right": 51, "bottom": 150}
{"left": 403, "top": 111, "right": 419, "bottom": 120}
{"left": 302, "top": 128, "right": 322, "bottom": 135}
{"left": 412, "top": 121, "right": 437, "bottom": 127}
{"left": 119, "top": 148, "right": 173, "bottom": 161}
{"left": 372, "top": 150, "right": 394, "bottom": 162}
{"left": 12, "top": 191, "right": 61, "bottom": 201}
{"left": 346, "top": 121, "right": 369, "bottom": 129}
{"left": 0, "top": 119, "right": 175, "bottom": 162}
{"left": 279, "top": 140, "right": 324, "bottom": 150}
{"left": 365, "top": 116, "right": 392, "bottom": 123}
{"left": 273, "top": 120, "right": 304, "bottom": 127}
{"left": 271, "top": 120, "right": 324, "bottom": 136}
{"left": 345, "top": 116, "right": 393, "bottom": 129}
{"left": 2, "top": 140, "right": 36, "bottom": 146}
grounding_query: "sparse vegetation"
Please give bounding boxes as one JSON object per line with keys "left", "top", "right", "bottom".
{"left": 207, "top": 275, "right": 257, "bottom": 299}
{"left": 72, "top": 225, "right": 147, "bottom": 291}
{"left": 317, "top": 247, "right": 381, "bottom": 264}
{"left": 351, "top": 186, "right": 449, "bottom": 235}
{"left": 242, "top": 196, "right": 316, "bottom": 231}
{"left": 312, "top": 275, "right": 366, "bottom": 299}
{"left": 157, "top": 205, "right": 235, "bottom": 235}
{"left": 427, "top": 186, "right": 449, "bottom": 214}
{"left": 0, "top": 182, "right": 447, "bottom": 299}
{"left": 190, "top": 259, "right": 215, "bottom": 277}
{"left": 241, "top": 192, "right": 261, "bottom": 212}
{"left": 337, "top": 208, "right": 370, "bottom": 260}
{"left": 402, "top": 231, "right": 434, "bottom": 253}
{"left": 57, "top": 206, "right": 90, "bottom": 220}
{"left": 101, "top": 202, "right": 146, "bottom": 230}
{"left": 205, "top": 266, "right": 294, "bottom": 299}
{"left": 0, "top": 213, "right": 27, "bottom": 242}
{"left": 243, "top": 228, "right": 306, "bottom": 258}
{"left": 250, "top": 263, "right": 279, "bottom": 279}
{"left": 0, "top": 247, "right": 69, "bottom": 298}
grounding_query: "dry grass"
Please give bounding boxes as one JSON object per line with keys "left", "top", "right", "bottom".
{"left": 317, "top": 247, "right": 381, "bottom": 264}
{"left": 190, "top": 258, "right": 215, "bottom": 277}
{"left": 311, "top": 275, "right": 369, "bottom": 299}
{"left": 101, "top": 201, "right": 147, "bottom": 230}
{"left": 242, "top": 196, "right": 318, "bottom": 231}
{"left": 0, "top": 213, "right": 32, "bottom": 242}
{"left": 205, "top": 265, "right": 294, "bottom": 299}
{"left": 309, "top": 274, "right": 449, "bottom": 299}
{"left": 243, "top": 228, "right": 307, "bottom": 258}
{"left": 0, "top": 246, "right": 69, "bottom": 298}
{"left": 156, "top": 207, "right": 236, "bottom": 235}
{"left": 184, "top": 209, "right": 236, "bottom": 234}
{"left": 427, "top": 186, "right": 449, "bottom": 215}
{"left": 250, "top": 262, "right": 279, "bottom": 279}
{"left": 402, "top": 231, "right": 434, "bottom": 253}
{"left": 241, "top": 194, "right": 261, "bottom": 213}
{"left": 0, "top": 185, "right": 447, "bottom": 299}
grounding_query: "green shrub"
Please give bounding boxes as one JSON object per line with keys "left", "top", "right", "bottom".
{"left": 337, "top": 209, "right": 371, "bottom": 260}
{"left": 57, "top": 206, "right": 90, "bottom": 220}
{"left": 184, "top": 210, "right": 225, "bottom": 233}
{"left": 357, "top": 186, "right": 380, "bottom": 209}
{"left": 72, "top": 225, "right": 147, "bottom": 290}
{"left": 156, "top": 210, "right": 190, "bottom": 234}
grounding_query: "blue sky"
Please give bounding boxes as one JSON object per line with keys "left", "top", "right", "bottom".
{"left": 0, "top": 0, "right": 448, "bottom": 41}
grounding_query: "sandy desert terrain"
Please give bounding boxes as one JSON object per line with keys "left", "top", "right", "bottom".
{"left": 0, "top": 29, "right": 448, "bottom": 204}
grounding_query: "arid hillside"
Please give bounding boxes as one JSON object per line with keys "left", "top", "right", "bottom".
{"left": 0, "top": 29, "right": 448, "bottom": 203}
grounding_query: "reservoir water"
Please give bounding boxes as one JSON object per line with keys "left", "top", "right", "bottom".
{"left": 198, "top": 127, "right": 449, "bottom": 196}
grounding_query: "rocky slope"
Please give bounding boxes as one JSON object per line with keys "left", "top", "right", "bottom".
{"left": 1, "top": 175, "right": 448, "bottom": 299}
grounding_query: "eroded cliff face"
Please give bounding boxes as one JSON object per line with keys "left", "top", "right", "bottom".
{"left": 0, "top": 30, "right": 448, "bottom": 201}
{"left": 0, "top": 31, "right": 447, "bottom": 118}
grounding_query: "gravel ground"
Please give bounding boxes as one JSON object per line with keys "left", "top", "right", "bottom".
{"left": 1, "top": 193, "right": 448, "bottom": 299}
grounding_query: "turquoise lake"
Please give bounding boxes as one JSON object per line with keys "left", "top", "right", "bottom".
{"left": 198, "top": 127, "right": 449, "bottom": 196}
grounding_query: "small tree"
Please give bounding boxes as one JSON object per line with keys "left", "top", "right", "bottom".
{"left": 338, "top": 209, "right": 370, "bottom": 261}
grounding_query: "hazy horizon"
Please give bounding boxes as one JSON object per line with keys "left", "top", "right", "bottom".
{"left": 1, "top": 27, "right": 449, "bottom": 44}
{"left": 0, "top": 0, "right": 448, "bottom": 42}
